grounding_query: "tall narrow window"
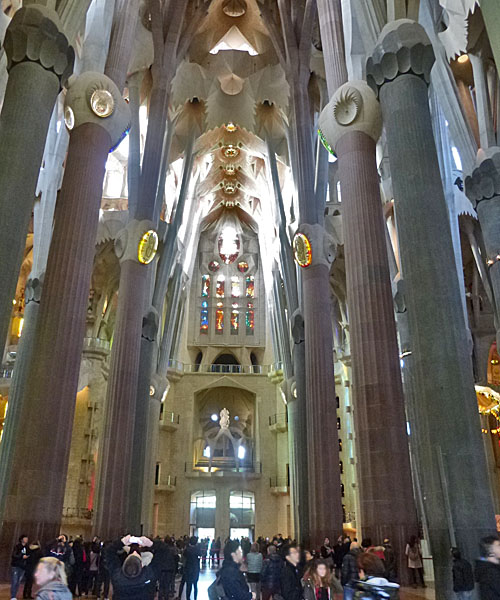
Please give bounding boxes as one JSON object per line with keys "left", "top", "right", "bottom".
{"left": 200, "top": 300, "right": 209, "bottom": 333}
{"left": 231, "top": 276, "right": 241, "bottom": 298}
{"left": 216, "top": 303, "right": 224, "bottom": 334}
{"left": 231, "top": 304, "right": 239, "bottom": 334}
{"left": 216, "top": 275, "right": 225, "bottom": 298}
{"left": 219, "top": 225, "right": 240, "bottom": 264}
{"left": 245, "top": 275, "right": 254, "bottom": 298}
{"left": 201, "top": 274, "right": 210, "bottom": 297}
{"left": 246, "top": 302, "right": 254, "bottom": 335}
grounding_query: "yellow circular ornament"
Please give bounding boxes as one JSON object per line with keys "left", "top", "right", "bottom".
{"left": 138, "top": 230, "right": 159, "bottom": 265}
{"left": 293, "top": 232, "right": 312, "bottom": 268}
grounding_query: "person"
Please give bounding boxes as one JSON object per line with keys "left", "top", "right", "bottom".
{"left": 363, "top": 539, "right": 385, "bottom": 561}
{"left": 341, "top": 542, "right": 361, "bottom": 587}
{"left": 95, "top": 541, "right": 110, "bottom": 600}
{"left": 183, "top": 536, "right": 201, "bottom": 600}
{"left": 261, "top": 544, "right": 283, "bottom": 600}
{"left": 218, "top": 539, "right": 253, "bottom": 600}
{"left": 333, "top": 537, "right": 347, "bottom": 580}
{"left": 69, "top": 537, "right": 85, "bottom": 597}
{"left": 213, "top": 537, "right": 222, "bottom": 566}
{"left": 24, "top": 541, "right": 43, "bottom": 600}
{"left": 320, "top": 538, "right": 334, "bottom": 569}
{"left": 382, "top": 539, "right": 397, "bottom": 583}
{"left": 405, "top": 536, "right": 425, "bottom": 588}
{"left": 11, "top": 534, "right": 29, "bottom": 600}
{"left": 350, "top": 552, "right": 400, "bottom": 599}
{"left": 34, "top": 557, "right": 72, "bottom": 600}
{"left": 159, "top": 537, "right": 177, "bottom": 600}
{"left": 451, "top": 548, "right": 474, "bottom": 600}
{"left": 46, "top": 535, "right": 73, "bottom": 579}
{"left": 242, "top": 537, "right": 252, "bottom": 558}
{"left": 475, "top": 535, "right": 500, "bottom": 599}
{"left": 280, "top": 545, "right": 304, "bottom": 600}
{"left": 302, "top": 559, "right": 343, "bottom": 599}
{"left": 105, "top": 534, "right": 166, "bottom": 599}
{"left": 247, "top": 542, "right": 264, "bottom": 599}
{"left": 86, "top": 540, "right": 100, "bottom": 597}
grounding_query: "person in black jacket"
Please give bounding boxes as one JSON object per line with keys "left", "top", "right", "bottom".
{"left": 451, "top": 548, "right": 474, "bottom": 599}
{"left": 11, "top": 535, "right": 29, "bottom": 600}
{"left": 261, "top": 544, "right": 283, "bottom": 600}
{"left": 475, "top": 535, "right": 500, "bottom": 600}
{"left": 105, "top": 534, "right": 166, "bottom": 600}
{"left": 280, "top": 546, "right": 304, "bottom": 600}
{"left": 159, "top": 538, "right": 177, "bottom": 600}
{"left": 219, "top": 540, "right": 253, "bottom": 600}
{"left": 341, "top": 542, "right": 361, "bottom": 587}
{"left": 183, "top": 536, "right": 201, "bottom": 600}
{"left": 24, "top": 541, "right": 43, "bottom": 599}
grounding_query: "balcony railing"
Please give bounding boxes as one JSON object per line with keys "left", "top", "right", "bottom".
{"left": 0, "top": 367, "right": 13, "bottom": 379}
{"left": 62, "top": 507, "right": 93, "bottom": 520}
{"left": 166, "top": 360, "right": 272, "bottom": 375}
{"left": 186, "top": 459, "right": 262, "bottom": 474}
{"left": 156, "top": 475, "right": 177, "bottom": 491}
{"left": 160, "top": 411, "right": 180, "bottom": 425}
{"left": 269, "top": 475, "right": 290, "bottom": 488}
{"left": 269, "top": 413, "right": 288, "bottom": 427}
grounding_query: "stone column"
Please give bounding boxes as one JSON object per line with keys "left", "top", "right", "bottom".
{"left": 295, "top": 224, "right": 343, "bottom": 547}
{"left": 319, "top": 80, "right": 418, "bottom": 581}
{"left": 0, "top": 74, "right": 129, "bottom": 564}
{"left": 95, "top": 220, "right": 159, "bottom": 539}
{"left": 480, "top": 0, "right": 500, "bottom": 79}
{"left": 0, "top": 5, "right": 73, "bottom": 353}
{"left": 465, "top": 147, "right": 500, "bottom": 349}
{"left": 367, "top": 19, "right": 496, "bottom": 594}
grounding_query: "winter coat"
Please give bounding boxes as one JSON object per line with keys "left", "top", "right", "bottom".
{"left": 303, "top": 575, "right": 343, "bottom": 599}
{"left": 162, "top": 545, "right": 177, "bottom": 573}
{"left": 453, "top": 557, "right": 474, "bottom": 592}
{"left": 341, "top": 549, "right": 361, "bottom": 586}
{"left": 105, "top": 538, "right": 167, "bottom": 600}
{"left": 383, "top": 544, "right": 397, "bottom": 581}
{"left": 247, "top": 551, "right": 263, "bottom": 574}
{"left": 11, "top": 542, "right": 29, "bottom": 569}
{"left": 475, "top": 559, "right": 500, "bottom": 599}
{"left": 183, "top": 544, "right": 201, "bottom": 579}
{"left": 25, "top": 545, "right": 43, "bottom": 576}
{"left": 219, "top": 557, "right": 252, "bottom": 600}
{"left": 280, "top": 560, "right": 304, "bottom": 600}
{"left": 333, "top": 543, "right": 347, "bottom": 569}
{"left": 35, "top": 581, "right": 73, "bottom": 600}
{"left": 261, "top": 553, "right": 283, "bottom": 592}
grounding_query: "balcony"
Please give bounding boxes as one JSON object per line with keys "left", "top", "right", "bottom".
{"left": 155, "top": 475, "right": 177, "bottom": 492}
{"left": 62, "top": 507, "right": 93, "bottom": 520}
{"left": 269, "top": 476, "right": 290, "bottom": 496}
{"left": 268, "top": 362, "right": 284, "bottom": 383}
{"left": 185, "top": 459, "right": 262, "bottom": 479}
{"left": 269, "top": 413, "right": 288, "bottom": 433}
{"left": 185, "top": 363, "right": 269, "bottom": 375}
{"left": 159, "top": 410, "right": 180, "bottom": 432}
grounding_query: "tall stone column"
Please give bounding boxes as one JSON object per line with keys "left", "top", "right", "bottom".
{"left": 465, "top": 148, "right": 500, "bottom": 349}
{"left": 319, "top": 80, "right": 418, "bottom": 581}
{"left": 294, "top": 224, "right": 343, "bottom": 547}
{"left": 367, "top": 19, "right": 496, "bottom": 594}
{"left": 480, "top": 0, "right": 500, "bottom": 77}
{"left": 0, "top": 74, "right": 129, "bottom": 566}
{"left": 0, "top": 5, "right": 73, "bottom": 353}
{"left": 95, "top": 221, "right": 159, "bottom": 539}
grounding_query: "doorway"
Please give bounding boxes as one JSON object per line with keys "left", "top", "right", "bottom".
{"left": 230, "top": 527, "right": 253, "bottom": 541}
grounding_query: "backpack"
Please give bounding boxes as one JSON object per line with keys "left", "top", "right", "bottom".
{"left": 208, "top": 575, "right": 227, "bottom": 600}
{"left": 350, "top": 581, "right": 399, "bottom": 600}
{"left": 408, "top": 545, "right": 420, "bottom": 562}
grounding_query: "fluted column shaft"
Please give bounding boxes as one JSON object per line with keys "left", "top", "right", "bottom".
{"left": 367, "top": 20, "right": 496, "bottom": 595}
{"left": 302, "top": 261, "right": 343, "bottom": 547}
{"left": 0, "top": 5, "right": 73, "bottom": 353}
{"left": 0, "top": 124, "right": 109, "bottom": 568}
{"left": 336, "top": 129, "right": 417, "bottom": 582}
{"left": 316, "top": 0, "right": 348, "bottom": 96}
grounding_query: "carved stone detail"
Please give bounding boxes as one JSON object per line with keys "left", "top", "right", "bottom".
{"left": 64, "top": 72, "right": 131, "bottom": 149}
{"left": 319, "top": 80, "right": 382, "bottom": 151}
{"left": 366, "top": 19, "right": 435, "bottom": 97}
{"left": 465, "top": 147, "right": 500, "bottom": 207}
{"left": 24, "top": 276, "right": 43, "bottom": 304}
{"left": 3, "top": 5, "right": 74, "bottom": 86}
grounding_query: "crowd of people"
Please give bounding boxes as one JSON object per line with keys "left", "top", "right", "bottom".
{"left": 7, "top": 531, "right": 500, "bottom": 599}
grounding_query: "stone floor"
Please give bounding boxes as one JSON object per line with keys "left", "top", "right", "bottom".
{"left": 0, "top": 568, "right": 435, "bottom": 599}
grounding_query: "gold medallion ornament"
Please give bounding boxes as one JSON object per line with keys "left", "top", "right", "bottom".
{"left": 293, "top": 233, "right": 312, "bottom": 268}
{"left": 90, "top": 89, "right": 115, "bottom": 118}
{"left": 138, "top": 230, "right": 159, "bottom": 264}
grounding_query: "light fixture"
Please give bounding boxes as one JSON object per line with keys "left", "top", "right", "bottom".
{"left": 211, "top": 413, "right": 218, "bottom": 422}
{"left": 457, "top": 54, "right": 469, "bottom": 64}
{"left": 137, "top": 230, "right": 159, "bottom": 265}
{"left": 90, "top": 89, "right": 115, "bottom": 118}
{"left": 64, "top": 106, "right": 75, "bottom": 130}
{"left": 224, "top": 122, "right": 237, "bottom": 132}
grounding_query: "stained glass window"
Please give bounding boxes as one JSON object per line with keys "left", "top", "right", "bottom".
{"left": 208, "top": 260, "right": 220, "bottom": 272}
{"left": 238, "top": 261, "right": 249, "bottom": 273}
{"left": 246, "top": 302, "right": 254, "bottom": 335}
{"left": 245, "top": 276, "right": 255, "bottom": 298}
{"left": 231, "top": 276, "right": 241, "bottom": 298}
{"left": 201, "top": 275, "right": 210, "bottom": 297}
{"left": 218, "top": 225, "right": 240, "bottom": 264}
{"left": 215, "top": 304, "right": 224, "bottom": 334}
{"left": 200, "top": 301, "right": 209, "bottom": 333}
{"left": 231, "top": 303, "right": 239, "bottom": 334}
{"left": 216, "top": 275, "right": 225, "bottom": 298}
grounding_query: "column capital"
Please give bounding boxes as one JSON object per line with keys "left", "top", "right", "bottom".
{"left": 366, "top": 19, "right": 435, "bottom": 97}
{"left": 3, "top": 5, "right": 74, "bottom": 87}
{"left": 293, "top": 223, "right": 336, "bottom": 269}
{"left": 150, "top": 373, "right": 169, "bottom": 403}
{"left": 141, "top": 307, "right": 159, "bottom": 343}
{"left": 114, "top": 219, "right": 159, "bottom": 265}
{"left": 25, "top": 276, "right": 43, "bottom": 305}
{"left": 465, "top": 147, "right": 500, "bottom": 207}
{"left": 318, "top": 80, "right": 382, "bottom": 152}
{"left": 64, "top": 72, "right": 131, "bottom": 150}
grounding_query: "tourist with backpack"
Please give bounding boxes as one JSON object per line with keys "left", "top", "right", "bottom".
{"left": 405, "top": 536, "right": 425, "bottom": 588}
{"left": 208, "top": 540, "right": 254, "bottom": 600}
{"left": 451, "top": 547, "right": 474, "bottom": 599}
